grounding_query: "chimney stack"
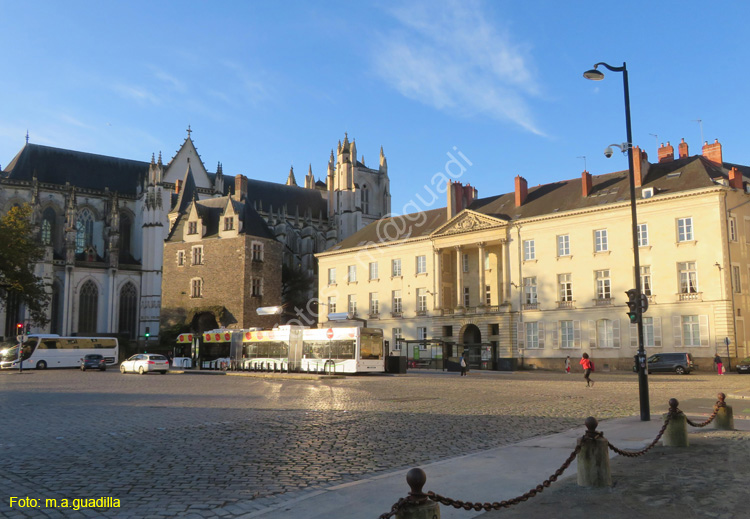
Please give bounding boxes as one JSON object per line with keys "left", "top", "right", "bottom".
{"left": 678, "top": 138, "right": 689, "bottom": 159}
{"left": 235, "top": 175, "right": 248, "bottom": 201}
{"left": 633, "top": 146, "right": 650, "bottom": 188}
{"left": 658, "top": 142, "right": 674, "bottom": 163}
{"left": 702, "top": 139, "right": 723, "bottom": 165}
{"left": 175, "top": 179, "right": 182, "bottom": 194}
{"left": 582, "top": 171, "right": 592, "bottom": 197}
{"left": 729, "top": 167, "right": 744, "bottom": 190}
{"left": 447, "top": 181, "right": 478, "bottom": 219}
{"left": 515, "top": 175, "right": 528, "bottom": 207}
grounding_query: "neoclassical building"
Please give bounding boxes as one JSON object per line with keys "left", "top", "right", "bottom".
{"left": 317, "top": 139, "right": 750, "bottom": 371}
{"left": 0, "top": 130, "right": 390, "bottom": 341}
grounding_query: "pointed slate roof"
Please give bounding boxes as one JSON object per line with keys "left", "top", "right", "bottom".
{"left": 170, "top": 164, "right": 197, "bottom": 215}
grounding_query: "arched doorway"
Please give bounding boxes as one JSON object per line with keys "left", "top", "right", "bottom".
{"left": 190, "top": 312, "right": 221, "bottom": 370}
{"left": 460, "top": 324, "right": 493, "bottom": 371}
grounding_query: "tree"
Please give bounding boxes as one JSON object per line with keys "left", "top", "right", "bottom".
{"left": 0, "top": 205, "right": 50, "bottom": 326}
{"left": 281, "top": 263, "right": 316, "bottom": 323}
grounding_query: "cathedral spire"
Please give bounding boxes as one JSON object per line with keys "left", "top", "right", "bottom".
{"left": 305, "top": 164, "right": 315, "bottom": 189}
{"left": 286, "top": 165, "right": 297, "bottom": 186}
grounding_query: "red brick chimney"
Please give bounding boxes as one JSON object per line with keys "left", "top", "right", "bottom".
{"left": 234, "top": 174, "right": 248, "bottom": 200}
{"left": 678, "top": 138, "right": 689, "bottom": 159}
{"left": 729, "top": 167, "right": 744, "bottom": 190}
{"left": 582, "top": 171, "right": 592, "bottom": 197}
{"left": 515, "top": 176, "right": 528, "bottom": 207}
{"left": 632, "top": 146, "right": 650, "bottom": 187}
{"left": 702, "top": 139, "right": 723, "bottom": 165}
{"left": 175, "top": 179, "right": 182, "bottom": 194}
{"left": 658, "top": 142, "right": 674, "bottom": 163}
{"left": 447, "top": 181, "right": 478, "bottom": 218}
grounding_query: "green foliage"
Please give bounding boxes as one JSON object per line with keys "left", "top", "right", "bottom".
{"left": 0, "top": 205, "right": 50, "bottom": 326}
{"left": 282, "top": 264, "right": 315, "bottom": 312}
{"left": 159, "top": 322, "right": 191, "bottom": 349}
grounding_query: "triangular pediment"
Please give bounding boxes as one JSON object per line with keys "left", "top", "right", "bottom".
{"left": 163, "top": 137, "right": 213, "bottom": 189}
{"left": 431, "top": 210, "right": 506, "bottom": 237}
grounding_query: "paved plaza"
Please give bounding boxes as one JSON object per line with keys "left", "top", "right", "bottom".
{"left": 0, "top": 369, "right": 748, "bottom": 518}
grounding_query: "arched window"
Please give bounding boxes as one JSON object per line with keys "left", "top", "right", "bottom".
{"left": 78, "top": 280, "right": 98, "bottom": 334}
{"left": 119, "top": 213, "right": 131, "bottom": 256}
{"left": 50, "top": 282, "right": 62, "bottom": 334}
{"left": 361, "top": 184, "right": 369, "bottom": 214}
{"left": 118, "top": 282, "right": 137, "bottom": 338}
{"left": 76, "top": 209, "right": 94, "bottom": 253}
{"left": 41, "top": 207, "right": 56, "bottom": 246}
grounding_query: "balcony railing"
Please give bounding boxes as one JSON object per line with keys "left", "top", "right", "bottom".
{"left": 416, "top": 309, "right": 428, "bottom": 316}
{"left": 368, "top": 312, "right": 380, "bottom": 319}
{"left": 391, "top": 311, "right": 403, "bottom": 318}
{"left": 557, "top": 300, "right": 575, "bottom": 309}
{"left": 523, "top": 303, "right": 539, "bottom": 311}
{"left": 678, "top": 292, "right": 702, "bottom": 302}
{"left": 594, "top": 298, "right": 613, "bottom": 306}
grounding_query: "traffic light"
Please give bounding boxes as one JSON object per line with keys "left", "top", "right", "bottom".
{"left": 16, "top": 323, "right": 23, "bottom": 334}
{"left": 145, "top": 327, "right": 150, "bottom": 339}
{"left": 625, "top": 289, "right": 639, "bottom": 324}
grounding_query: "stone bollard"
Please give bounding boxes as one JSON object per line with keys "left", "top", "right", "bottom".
{"left": 577, "top": 417, "right": 612, "bottom": 487}
{"left": 396, "top": 468, "right": 440, "bottom": 519}
{"left": 662, "top": 398, "right": 688, "bottom": 447}
{"left": 714, "top": 392, "right": 735, "bottom": 431}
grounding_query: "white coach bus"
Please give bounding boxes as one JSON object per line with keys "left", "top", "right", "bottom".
{"left": 0, "top": 335, "right": 119, "bottom": 370}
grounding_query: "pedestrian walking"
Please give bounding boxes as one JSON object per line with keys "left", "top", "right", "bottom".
{"left": 564, "top": 356, "right": 571, "bottom": 374}
{"left": 460, "top": 354, "right": 467, "bottom": 376}
{"left": 714, "top": 354, "right": 724, "bottom": 375}
{"left": 580, "top": 353, "right": 594, "bottom": 387}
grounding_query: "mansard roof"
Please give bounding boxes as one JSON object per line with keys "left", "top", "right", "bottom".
{"left": 2, "top": 143, "right": 149, "bottom": 195}
{"left": 324, "top": 154, "right": 741, "bottom": 253}
{"left": 167, "top": 195, "right": 275, "bottom": 242}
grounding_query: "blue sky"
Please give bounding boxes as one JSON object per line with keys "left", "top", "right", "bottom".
{"left": 1, "top": 1, "right": 748, "bottom": 215}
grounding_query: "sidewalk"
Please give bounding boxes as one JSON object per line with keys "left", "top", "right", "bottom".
{"left": 240, "top": 411, "right": 750, "bottom": 519}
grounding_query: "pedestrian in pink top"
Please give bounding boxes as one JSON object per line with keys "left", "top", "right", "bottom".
{"left": 580, "top": 353, "right": 594, "bottom": 387}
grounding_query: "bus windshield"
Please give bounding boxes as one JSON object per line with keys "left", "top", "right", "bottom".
{"left": 0, "top": 339, "right": 35, "bottom": 362}
{"left": 359, "top": 333, "right": 383, "bottom": 360}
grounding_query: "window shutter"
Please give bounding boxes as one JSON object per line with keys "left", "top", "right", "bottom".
{"left": 630, "top": 323, "right": 638, "bottom": 348}
{"left": 588, "top": 320, "right": 596, "bottom": 348}
{"left": 672, "top": 316, "right": 682, "bottom": 347}
{"left": 654, "top": 317, "right": 662, "bottom": 347}
{"left": 516, "top": 321, "right": 525, "bottom": 349}
{"left": 551, "top": 322, "right": 559, "bottom": 349}
{"left": 613, "top": 319, "right": 620, "bottom": 348}
{"left": 699, "top": 315, "right": 710, "bottom": 347}
{"left": 573, "top": 321, "right": 581, "bottom": 348}
{"left": 538, "top": 322, "right": 545, "bottom": 349}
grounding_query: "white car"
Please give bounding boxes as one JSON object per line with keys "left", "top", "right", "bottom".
{"left": 120, "top": 354, "right": 169, "bottom": 375}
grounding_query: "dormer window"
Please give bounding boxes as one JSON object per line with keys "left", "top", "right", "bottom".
{"left": 188, "top": 221, "right": 198, "bottom": 235}
{"left": 223, "top": 217, "right": 234, "bottom": 231}
{"left": 642, "top": 187, "right": 654, "bottom": 199}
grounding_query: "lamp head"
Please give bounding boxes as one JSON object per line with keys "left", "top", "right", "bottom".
{"left": 583, "top": 68, "right": 605, "bottom": 81}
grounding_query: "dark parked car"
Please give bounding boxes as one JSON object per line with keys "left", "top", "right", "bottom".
{"left": 736, "top": 357, "right": 750, "bottom": 374}
{"left": 645, "top": 352, "right": 694, "bottom": 374}
{"left": 80, "top": 354, "right": 106, "bottom": 371}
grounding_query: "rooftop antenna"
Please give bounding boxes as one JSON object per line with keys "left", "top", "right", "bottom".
{"left": 25, "top": 130, "right": 29, "bottom": 144}
{"left": 576, "top": 155, "right": 587, "bottom": 171}
{"left": 692, "top": 119, "right": 704, "bottom": 144}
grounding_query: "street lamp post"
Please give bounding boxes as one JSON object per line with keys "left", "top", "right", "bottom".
{"left": 584, "top": 61, "right": 650, "bottom": 421}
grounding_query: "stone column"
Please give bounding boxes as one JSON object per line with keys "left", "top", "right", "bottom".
{"left": 455, "top": 246, "right": 463, "bottom": 307}
{"left": 478, "top": 242, "right": 486, "bottom": 306}
{"left": 434, "top": 249, "right": 442, "bottom": 310}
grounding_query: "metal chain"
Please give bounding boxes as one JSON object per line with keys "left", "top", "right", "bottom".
{"left": 378, "top": 497, "right": 409, "bottom": 519}
{"left": 607, "top": 409, "right": 673, "bottom": 457}
{"left": 685, "top": 398, "right": 724, "bottom": 428}
{"left": 425, "top": 442, "right": 582, "bottom": 512}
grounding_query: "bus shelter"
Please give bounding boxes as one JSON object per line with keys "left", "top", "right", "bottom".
{"left": 397, "top": 339, "right": 448, "bottom": 371}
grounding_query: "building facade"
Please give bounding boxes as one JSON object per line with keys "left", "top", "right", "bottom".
{"left": 0, "top": 131, "right": 390, "bottom": 341}
{"left": 317, "top": 139, "right": 750, "bottom": 371}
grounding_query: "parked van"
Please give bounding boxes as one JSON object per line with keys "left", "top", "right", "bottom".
{"left": 645, "top": 352, "right": 695, "bottom": 374}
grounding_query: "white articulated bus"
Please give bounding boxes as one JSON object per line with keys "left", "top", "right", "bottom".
{"left": 0, "top": 335, "right": 119, "bottom": 370}
{"left": 237, "top": 326, "right": 384, "bottom": 374}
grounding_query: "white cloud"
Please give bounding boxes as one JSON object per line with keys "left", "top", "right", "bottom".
{"left": 373, "top": 0, "right": 543, "bottom": 135}
{"left": 111, "top": 83, "right": 161, "bottom": 105}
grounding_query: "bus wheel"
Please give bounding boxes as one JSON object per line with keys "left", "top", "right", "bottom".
{"left": 36, "top": 360, "right": 47, "bottom": 370}
{"left": 324, "top": 360, "right": 335, "bottom": 375}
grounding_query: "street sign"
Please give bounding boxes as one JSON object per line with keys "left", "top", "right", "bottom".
{"left": 326, "top": 328, "right": 334, "bottom": 340}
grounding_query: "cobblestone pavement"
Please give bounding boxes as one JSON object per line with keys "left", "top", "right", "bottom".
{"left": 0, "top": 369, "right": 747, "bottom": 518}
